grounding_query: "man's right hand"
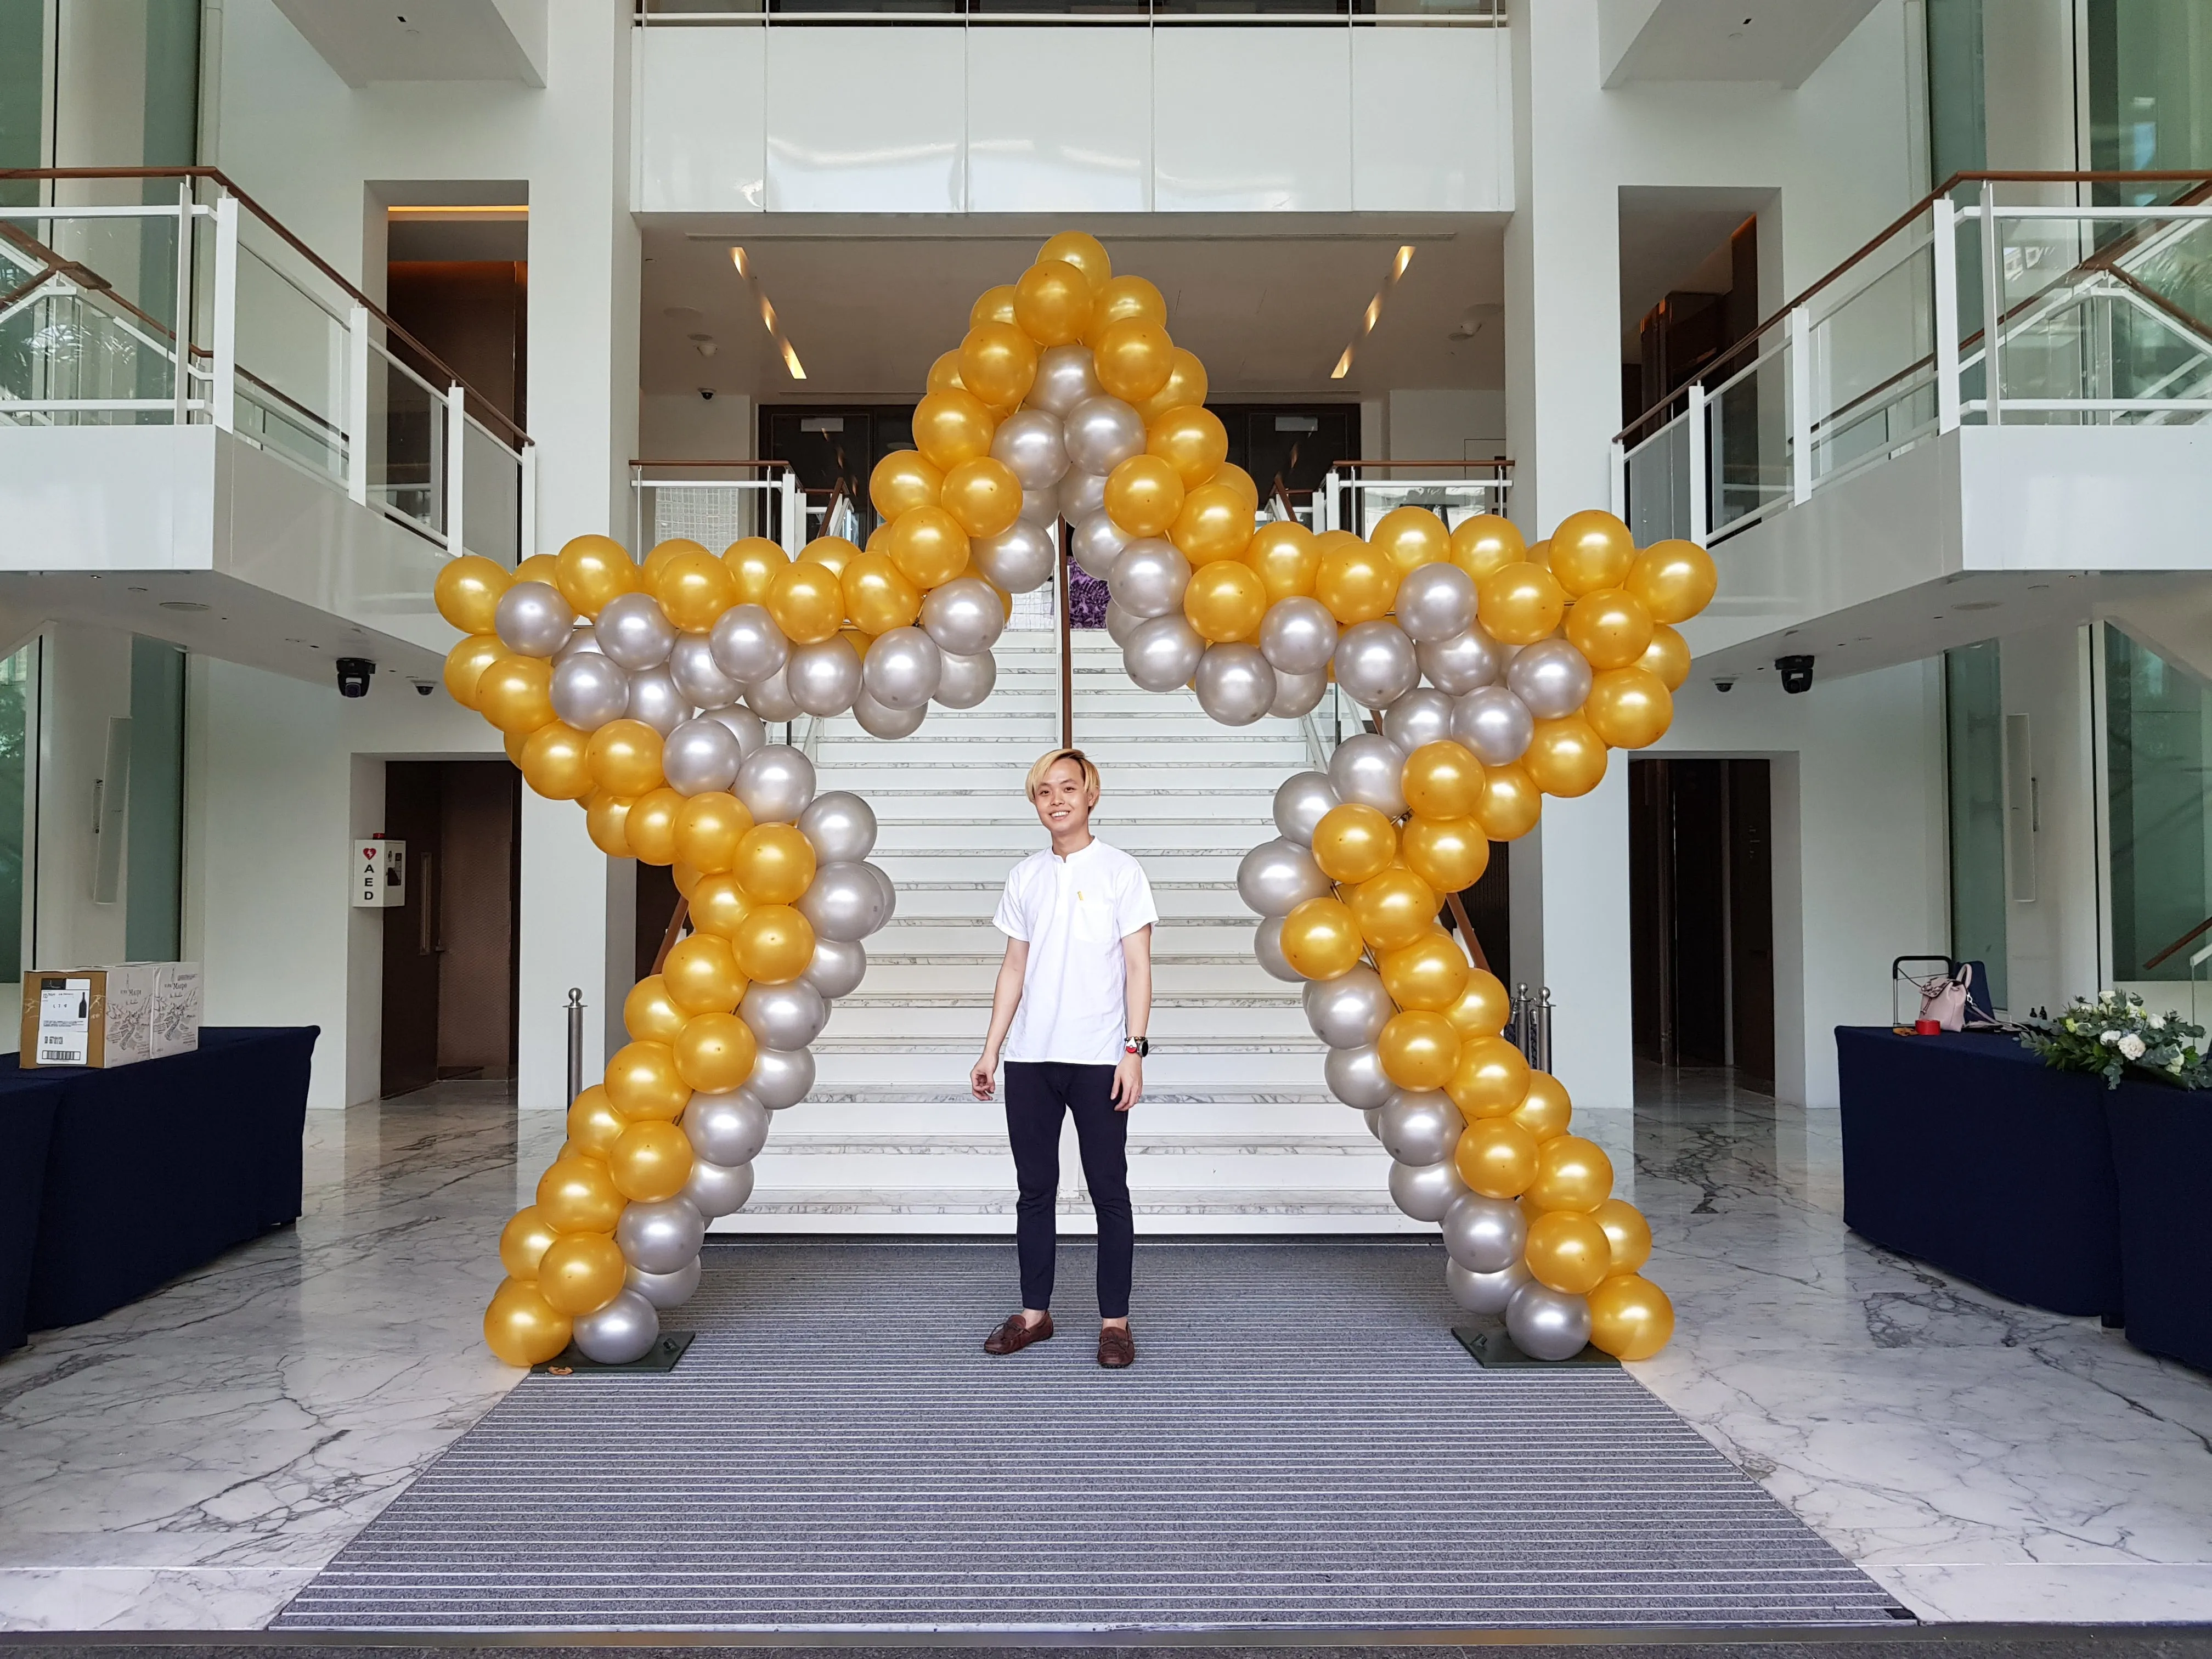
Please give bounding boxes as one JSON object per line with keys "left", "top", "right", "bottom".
{"left": 970, "top": 1053, "right": 997, "bottom": 1101}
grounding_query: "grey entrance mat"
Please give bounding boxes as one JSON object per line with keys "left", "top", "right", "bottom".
{"left": 275, "top": 1241, "right": 1902, "bottom": 1632}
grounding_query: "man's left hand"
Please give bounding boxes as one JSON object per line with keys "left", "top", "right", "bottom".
{"left": 1110, "top": 1053, "right": 1143, "bottom": 1111}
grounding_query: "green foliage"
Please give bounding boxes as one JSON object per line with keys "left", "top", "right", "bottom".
{"left": 2018, "top": 989, "right": 2212, "bottom": 1090}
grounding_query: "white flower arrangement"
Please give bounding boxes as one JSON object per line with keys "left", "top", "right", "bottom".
{"left": 2020, "top": 989, "right": 2209, "bottom": 1090}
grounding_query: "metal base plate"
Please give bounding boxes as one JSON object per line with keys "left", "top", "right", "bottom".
{"left": 1453, "top": 1324, "right": 1621, "bottom": 1368}
{"left": 532, "top": 1330, "right": 694, "bottom": 1375}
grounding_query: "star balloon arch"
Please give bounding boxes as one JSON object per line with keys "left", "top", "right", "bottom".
{"left": 435, "top": 230, "right": 1714, "bottom": 1369}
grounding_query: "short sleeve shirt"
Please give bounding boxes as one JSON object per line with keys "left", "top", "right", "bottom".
{"left": 993, "top": 838, "right": 1159, "bottom": 1066}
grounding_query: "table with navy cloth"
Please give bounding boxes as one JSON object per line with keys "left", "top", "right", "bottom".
{"left": 0, "top": 1026, "right": 318, "bottom": 1352}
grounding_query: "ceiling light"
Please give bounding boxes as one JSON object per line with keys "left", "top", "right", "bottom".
{"left": 730, "top": 246, "right": 805, "bottom": 381}
{"left": 1329, "top": 346, "right": 1354, "bottom": 381}
{"left": 780, "top": 341, "right": 807, "bottom": 381}
{"left": 1329, "top": 245, "right": 1418, "bottom": 380}
{"left": 730, "top": 246, "right": 751, "bottom": 280}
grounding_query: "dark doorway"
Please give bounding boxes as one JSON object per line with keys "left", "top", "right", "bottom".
{"left": 1442, "top": 840, "right": 1511, "bottom": 987}
{"left": 636, "top": 862, "right": 684, "bottom": 984}
{"left": 1629, "top": 758, "right": 1774, "bottom": 1084}
{"left": 1213, "top": 404, "right": 1360, "bottom": 511}
{"left": 386, "top": 261, "right": 528, "bottom": 425}
{"left": 760, "top": 405, "right": 918, "bottom": 543}
{"left": 380, "top": 760, "right": 522, "bottom": 1098}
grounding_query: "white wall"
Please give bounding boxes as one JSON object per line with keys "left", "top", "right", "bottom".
{"left": 1998, "top": 624, "right": 2101, "bottom": 1014}
{"left": 1384, "top": 391, "right": 1509, "bottom": 467}
{"left": 31, "top": 628, "right": 133, "bottom": 978}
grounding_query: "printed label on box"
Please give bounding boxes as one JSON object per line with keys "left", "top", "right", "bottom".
{"left": 38, "top": 978, "right": 91, "bottom": 1066}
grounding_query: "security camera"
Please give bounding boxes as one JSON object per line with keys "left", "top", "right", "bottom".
{"left": 698, "top": 387, "right": 715, "bottom": 401}
{"left": 1776, "top": 653, "right": 1815, "bottom": 695}
{"left": 411, "top": 678, "right": 435, "bottom": 697}
{"left": 1712, "top": 675, "right": 1737, "bottom": 693}
{"left": 336, "top": 657, "right": 376, "bottom": 698}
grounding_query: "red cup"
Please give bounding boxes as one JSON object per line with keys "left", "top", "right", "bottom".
{"left": 1915, "top": 1018, "right": 1941, "bottom": 1036}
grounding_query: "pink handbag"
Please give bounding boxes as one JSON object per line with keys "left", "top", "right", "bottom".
{"left": 1919, "top": 965, "right": 1972, "bottom": 1032}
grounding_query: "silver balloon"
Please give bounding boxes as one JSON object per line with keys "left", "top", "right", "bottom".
{"left": 596, "top": 591, "right": 677, "bottom": 672}
{"left": 1028, "top": 342, "right": 1102, "bottom": 416}
{"left": 1058, "top": 468, "right": 1107, "bottom": 523}
{"left": 1257, "top": 596, "right": 1339, "bottom": 676}
{"left": 1236, "top": 837, "right": 1330, "bottom": 918}
{"left": 1253, "top": 916, "right": 1301, "bottom": 983}
{"left": 700, "top": 702, "right": 766, "bottom": 757}
{"left": 1070, "top": 511, "right": 1130, "bottom": 583}
{"left": 802, "top": 935, "right": 868, "bottom": 1000}
{"left": 1273, "top": 771, "right": 1340, "bottom": 845}
{"left": 685, "top": 1156, "right": 755, "bottom": 1220}
{"left": 1194, "top": 644, "right": 1276, "bottom": 727}
{"left": 741, "top": 979, "right": 828, "bottom": 1050}
{"left": 1123, "top": 614, "right": 1206, "bottom": 693}
{"left": 1390, "top": 1156, "right": 1471, "bottom": 1223}
{"left": 749, "top": 1045, "right": 816, "bottom": 1109}
{"left": 1378, "top": 1091, "right": 1465, "bottom": 1166}
{"left": 494, "top": 580, "right": 574, "bottom": 657}
{"left": 970, "top": 520, "right": 1057, "bottom": 594}
{"left": 683, "top": 1087, "right": 771, "bottom": 1166}
{"left": 799, "top": 791, "right": 877, "bottom": 862}
{"left": 1268, "top": 668, "right": 1328, "bottom": 719}
{"left": 1325, "top": 1042, "right": 1395, "bottom": 1110}
{"left": 625, "top": 665, "right": 689, "bottom": 736}
{"left": 1453, "top": 685, "right": 1536, "bottom": 765}
{"left": 1447, "top": 1258, "right": 1533, "bottom": 1316}
{"left": 1109, "top": 540, "right": 1190, "bottom": 620}
{"left": 735, "top": 744, "right": 815, "bottom": 824}
{"left": 991, "top": 408, "right": 1070, "bottom": 489}
{"left": 710, "top": 603, "right": 790, "bottom": 684}
{"left": 1381, "top": 687, "right": 1455, "bottom": 754}
{"left": 572, "top": 1286, "right": 659, "bottom": 1364}
{"left": 1508, "top": 638, "right": 1595, "bottom": 720}
{"left": 1418, "top": 624, "right": 1503, "bottom": 696}
{"left": 1304, "top": 964, "right": 1392, "bottom": 1048}
{"left": 1442, "top": 1191, "right": 1530, "bottom": 1276}
{"left": 863, "top": 627, "right": 943, "bottom": 712}
{"left": 616, "top": 1197, "right": 706, "bottom": 1274}
{"left": 1019, "top": 486, "right": 1060, "bottom": 528}
{"left": 1328, "top": 731, "right": 1408, "bottom": 816}
{"left": 663, "top": 716, "right": 744, "bottom": 797}
{"left": 1104, "top": 599, "right": 1144, "bottom": 646}
{"left": 625, "top": 1257, "right": 701, "bottom": 1310}
{"left": 550, "top": 652, "right": 629, "bottom": 731}
{"left": 919, "top": 577, "right": 1006, "bottom": 657}
{"left": 555, "top": 623, "right": 603, "bottom": 662}
{"left": 799, "top": 861, "right": 883, "bottom": 943}
{"left": 787, "top": 637, "right": 862, "bottom": 719}
{"left": 1334, "top": 620, "right": 1420, "bottom": 711}
{"left": 744, "top": 664, "right": 802, "bottom": 724}
{"left": 1062, "top": 394, "right": 1146, "bottom": 475}
{"left": 862, "top": 861, "right": 897, "bottom": 927}
{"left": 935, "top": 649, "right": 996, "bottom": 709}
{"left": 852, "top": 686, "right": 927, "bottom": 740}
{"left": 1364, "top": 1107, "right": 1384, "bottom": 1140}
{"left": 1507, "top": 1282, "right": 1594, "bottom": 1361}
{"left": 1393, "top": 562, "right": 1478, "bottom": 644}
{"left": 669, "top": 631, "right": 744, "bottom": 710}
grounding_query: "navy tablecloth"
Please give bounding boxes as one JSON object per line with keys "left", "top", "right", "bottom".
{"left": 12, "top": 1027, "right": 318, "bottom": 1333}
{"left": 2105, "top": 1084, "right": 2212, "bottom": 1373}
{"left": 0, "top": 1068, "right": 67, "bottom": 1354}
{"left": 1835, "top": 1026, "right": 2124, "bottom": 1318}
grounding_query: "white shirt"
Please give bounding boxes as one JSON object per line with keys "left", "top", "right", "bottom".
{"left": 994, "top": 837, "right": 1159, "bottom": 1066}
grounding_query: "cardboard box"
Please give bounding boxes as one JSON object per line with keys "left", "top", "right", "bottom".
{"left": 21, "top": 962, "right": 201, "bottom": 1068}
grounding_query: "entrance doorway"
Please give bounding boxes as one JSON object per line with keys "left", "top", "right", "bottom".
{"left": 1628, "top": 758, "right": 1775, "bottom": 1085}
{"left": 379, "top": 760, "right": 522, "bottom": 1098}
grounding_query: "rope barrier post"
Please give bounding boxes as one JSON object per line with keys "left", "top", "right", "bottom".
{"left": 565, "top": 987, "right": 584, "bottom": 1106}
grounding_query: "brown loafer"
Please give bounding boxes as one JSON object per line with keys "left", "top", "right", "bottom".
{"left": 1098, "top": 1324, "right": 1135, "bottom": 1368}
{"left": 983, "top": 1312, "right": 1053, "bottom": 1355}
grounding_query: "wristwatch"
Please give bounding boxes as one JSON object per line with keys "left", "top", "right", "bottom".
{"left": 1125, "top": 1036, "right": 1149, "bottom": 1058}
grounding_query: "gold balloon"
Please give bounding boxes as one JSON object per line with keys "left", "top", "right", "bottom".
{"left": 514, "top": 552, "right": 563, "bottom": 589}
{"left": 1476, "top": 761, "right": 1544, "bottom": 840}
{"left": 800, "top": 535, "right": 857, "bottom": 577}
{"left": 689, "top": 872, "right": 752, "bottom": 940}
{"left": 1135, "top": 347, "right": 1208, "bottom": 423}
{"left": 483, "top": 1277, "right": 572, "bottom": 1367}
{"left": 1525, "top": 1133, "right": 1614, "bottom": 1214}
{"left": 1400, "top": 814, "right": 1489, "bottom": 894}
{"left": 435, "top": 554, "right": 511, "bottom": 634}
{"left": 663, "top": 932, "right": 747, "bottom": 1015}
{"left": 1589, "top": 1198, "right": 1653, "bottom": 1274}
{"left": 536, "top": 1230, "right": 628, "bottom": 1316}
{"left": 586, "top": 719, "right": 665, "bottom": 799}
{"left": 1280, "top": 895, "right": 1364, "bottom": 980}
{"left": 913, "top": 388, "right": 997, "bottom": 471}
{"left": 887, "top": 504, "right": 971, "bottom": 589}
{"left": 1211, "top": 461, "right": 1260, "bottom": 512}
{"left": 1369, "top": 506, "right": 1451, "bottom": 576}
{"left": 1170, "top": 483, "right": 1255, "bottom": 565}
{"left": 1477, "top": 561, "right": 1568, "bottom": 647}
{"left": 604, "top": 1040, "right": 691, "bottom": 1122}
{"left": 1587, "top": 1273, "right": 1674, "bottom": 1361}
{"left": 1565, "top": 588, "right": 1655, "bottom": 672}
{"left": 1513, "top": 1070, "right": 1573, "bottom": 1141}
{"left": 1182, "top": 559, "right": 1266, "bottom": 643}
{"left": 844, "top": 551, "right": 923, "bottom": 635}
{"left": 1316, "top": 538, "right": 1400, "bottom": 624}
{"left": 1038, "top": 229, "right": 1111, "bottom": 292}
{"left": 927, "top": 349, "right": 966, "bottom": 397}
{"left": 734, "top": 903, "right": 816, "bottom": 984}
{"left": 504, "top": 726, "right": 533, "bottom": 766}
{"left": 519, "top": 721, "right": 592, "bottom": 801}
{"left": 673, "top": 862, "right": 703, "bottom": 901}
{"left": 1448, "top": 513, "right": 1526, "bottom": 583}
{"left": 1245, "top": 520, "right": 1321, "bottom": 601}
{"left": 624, "top": 787, "right": 686, "bottom": 866}
{"left": 1402, "top": 740, "right": 1486, "bottom": 819}
{"left": 1445, "top": 1033, "right": 1531, "bottom": 1118}
{"left": 674, "top": 1009, "right": 758, "bottom": 1093}
{"left": 1445, "top": 969, "right": 1511, "bottom": 1037}
{"left": 1626, "top": 538, "right": 1718, "bottom": 624}
{"left": 960, "top": 320, "right": 1040, "bottom": 406}
{"left": 537, "top": 1150, "right": 626, "bottom": 1233}
{"left": 554, "top": 534, "right": 638, "bottom": 619}
{"left": 623, "top": 978, "right": 689, "bottom": 1045}
{"left": 498, "top": 1205, "right": 560, "bottom": 1279}
{"left": 1013, "top": 259, "right": 1094, "bottom": 347}
{"left": 640, "top": 539, "right": 707, "bottom": 591}
{"left": 766, "top": 559, "right": 846, "bottom": 645}
{"left": 1454, "top": 1119, "right": 1539, "bottom": 1198}
{"left": 870, "top": 450, "right": 943, "bottom": 522}
{"left": 1378, "top": 1009, "right": 1460, "bottom": 1092}
{"left": 609, "top": 1118, "right": 695, "bottom": 1204}
{"left": 1148, "top": 407, "right": 1230, "bottom": 489}
{"left": 940, "top": 457, "right": 1023, "bottom": 539}
{"left": 1525, "top": 1210, "right": 1613, "bottom": 1296}
{"left": 1311, "top": 802, "right": 1397, "bottom": 884}
{"left": 654, "top": 548, "right": 738, "bottom": 634}
{"left": 723, "top": 536, "right": 789, "bottom": 605}
{"left": 1526, "top": 538, "right": 1551, "bottom": 569}
{"left": 1549, "top": 509, "right": 1639, "bottom": 597}
{"left": 737, "top": 822, "right": 818, "bottom": 905}
{"left": 1639, "top": 622, "right": 1691, "bottom": 691}
{"left": 1379, "top": 932, "right": 1471, "bottom": 1013}
{"left": 1524, "top": 716, "right": 1610, "bottom": 799}
{"left": 1084, "top": 273, "right": 1165, "bottom": 345}
{"left": 1349, "top": 867, "right": 1440, "bottom": 952}
{"left": 476, "top": 657, "right": 555, "bottom": 736}
{"left": 969, "top": 284, "right": 1018, "bottom": 329}
{"left": 673, "top": 791, "right": 755, "bottom": 874}
{"left": 566, "top": 1085, "right": 630, "bottom": 1158}
{"left": 443, "top": 634, "right": 507, "bottom": 708}
{"left": 1104, "top": 454, "right": 1186, "bottom": 538}
{"left": 584, "top": 791, "right": 635, "bottom": 859}
{"left": 1584, "top": 667, "right": 1673, "bottom": 750}
{"left": 1093, "top": 317, "right": 1176, "bottom": 404}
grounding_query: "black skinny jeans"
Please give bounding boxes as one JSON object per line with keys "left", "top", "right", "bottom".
{"left": 1004, "top": 1060, "right": 1133, "bottom": 1319}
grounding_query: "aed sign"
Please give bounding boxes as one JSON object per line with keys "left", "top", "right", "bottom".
{"left": 354, "top": 839, "right": 406, "bottom": 909}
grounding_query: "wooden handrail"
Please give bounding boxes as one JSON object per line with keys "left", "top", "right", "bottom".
{"left": 2142, "top": 913, "right": 2212, "bottom": 971}
{"left": 1445, "top": 889, "right": 1489, "bottom": 974}
{"left": 1331, "top": 458, "right": 1512, "bottom": 470}
{"left": 651, "top": 896, "right": 691, "bottom": 975}
{"left": 631, "top": 458, "right": 792, "bottom": 469}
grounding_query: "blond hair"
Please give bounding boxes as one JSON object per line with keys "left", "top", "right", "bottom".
{"left": 1026, "top": 747, "right": 1101, "bottom": 801}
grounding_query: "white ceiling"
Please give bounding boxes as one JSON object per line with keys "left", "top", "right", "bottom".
{"left": 273, "top": 0, "right": 545, "bottom": 86}
{"left": 1599, "top": 0, "right": 1881, "bottom": 89}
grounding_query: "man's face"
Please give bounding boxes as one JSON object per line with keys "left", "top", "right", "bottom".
{"left": 1033, "top": 758, "right": 1096, "bottom": 838}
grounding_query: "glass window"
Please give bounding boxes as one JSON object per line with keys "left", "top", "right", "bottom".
{"left": 1945, "top": 640, "right": 2008, "bottom": 1008}
{"left": 2104, "top": 624, "right": 2212, "bottom": 989}
{"left": 0, "top": 644, "right": 32, "bottom": 984}
{"left": 2088, "top": 0, "right": 2212, "bottom": 200}
{"left": 1925, "top": 0, "right": 1987, "bottom": 188}
{"left": 125, "top": 635, "right": 184, "bottom": 961}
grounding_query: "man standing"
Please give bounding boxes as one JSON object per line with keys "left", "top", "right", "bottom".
{"left": 970, "top": 748, "right": 1156, "bottom": 1369}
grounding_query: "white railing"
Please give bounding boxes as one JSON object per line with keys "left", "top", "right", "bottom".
{"left": 1614, "top": 172, "right": 2212, "bottom": 549}
{"left": 630, "top": 462, "right": 807, "bottom": 557}
{"left": 1316, "top": 461, "right": 1511, "bottom": 537}
{"left": 637, "top": 1, "right": 1500, "bottom": 24}
{"left": 0, "top": 170, "right": 534, "bottom": 566}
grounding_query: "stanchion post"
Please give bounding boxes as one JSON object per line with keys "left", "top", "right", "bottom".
{"left": 1536, "top": 986, "right": 1554, "bottom": 1075}
{"left": 565, "top": 988, "right": 584, "bottom": 1105}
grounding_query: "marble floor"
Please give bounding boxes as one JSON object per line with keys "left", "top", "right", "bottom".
{"left": 0, "top": 1070, "right": 2207, "bottom": 1632}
